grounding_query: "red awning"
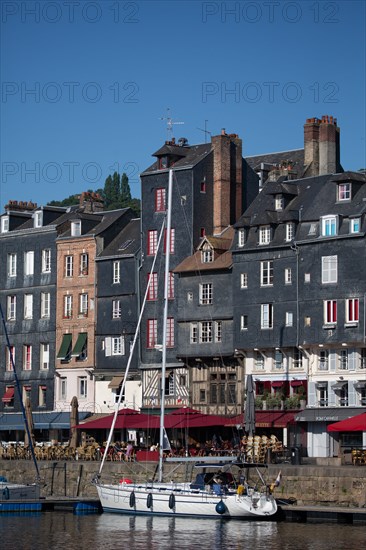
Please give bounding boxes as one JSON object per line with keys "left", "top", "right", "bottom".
{"left": 75, "top": 408, "right": 160, "bottom": 430}
{"left": 2, "top": 387, "right": 14, "bottom": 403}
{"left": 327, "top": 412, "right": 366, "bottom": 432}
{"left": 164, "top": 407, "right": 229, "bottom": 429}
{"left": 291, "top": 380, "right": 304, "bottom": 387}
{"left": 271, "top": 381, "right": 284, "bottom": 388}
{"left": 226, "top": 411, "right": 296, "bottom": 428}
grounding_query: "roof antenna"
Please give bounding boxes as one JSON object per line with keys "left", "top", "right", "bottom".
{"left": 159, "top": 108, "right": 184, "bottom": 140}
{"left": 196, "top": 120, "right": 211, "bottom": 143}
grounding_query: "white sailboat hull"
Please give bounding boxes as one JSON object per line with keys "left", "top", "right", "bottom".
{"left": 95, "top": 481, "right": 277, "bottom": 519}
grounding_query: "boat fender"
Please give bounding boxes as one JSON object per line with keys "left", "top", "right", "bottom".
{"left": 120, "top": 478, "right": 133, "bottom": 484}
{"left": 215, "top": 499, "right": 226, "bottom": 515}
{"left": 237, "top": 485, "right": 245, "bottom": 496}
{"left": 129, "top": 491, "right": 136, "bottom": 508}
{"left": 168, "top": 493, "right": 175, "bottom": 510}
{"left": 2, "top": 486, "right": 10, "bottom": 500}
{"left": 147, "top": 492, "right": 153, "bottom": 509}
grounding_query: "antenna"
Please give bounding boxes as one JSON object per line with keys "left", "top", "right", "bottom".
{"left": 196, "top": 120, "right": 211, "bottom": 143}
{"left": 159, "top": 108, "right": 184, "bottom": 139}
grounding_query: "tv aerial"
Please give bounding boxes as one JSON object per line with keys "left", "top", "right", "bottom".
{"left": 159, "top": 108, "right": 184, "bottom": 139}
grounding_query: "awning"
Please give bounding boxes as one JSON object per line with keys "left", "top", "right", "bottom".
{"left": 2, "top": 387, "right": 14, "bottom": 403}
{"left": 354, "top": 381, "right": 366, "bottom": 390}
{"left": 72, "top": 333, "right": 87, "bottom": 357}
{"left": 295, "top": 407, "right": 364, "bottom": 423}
{"left": 57, "top": 334, "right": 72, "bottom": 359}
{"left": 331, "top": 382, "right": 347, "bottom": 391}
{"left": 291, "top": 380, "right": 304, "bottom": 387}
{"left": 316, "top": 381, "right": 328, "bottom": 388}
{"left": 0, "top": 411, "right": 91, "bottom": 431}
{"left": 271, "top": 381, "right": 284, "bottom": 388}
{"left": 327, "top": 412, "right": 366, "bottom": 432}
{"left": 255, "top": 411, "right": 296, "bottom": 428}
{"left": 108, "top": 376, "right": 124, "bottom": 389}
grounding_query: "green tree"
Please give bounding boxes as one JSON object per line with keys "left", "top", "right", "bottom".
{"left": 120, "top": 172, "right": 132, "bottom": 205}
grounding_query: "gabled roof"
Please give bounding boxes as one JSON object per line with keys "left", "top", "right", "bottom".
{"left": 142, "top": 143, "right": 212, "bottom": 174}
{"left": 98, "top": 218, "right": 141, "bottom": 258}
{"left": 245, "top": 148, "right": 305, "bottom": 174}
{"left": 175, "top": 228, "right": 234, "bottom": 274}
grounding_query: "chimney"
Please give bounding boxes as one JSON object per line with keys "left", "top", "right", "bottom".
{"left": 5, "top": 200, "right": 37, "bottom": 212}
{"left": 304, "top": 117, "right": 320, "bottom": 176}
{"left": 319, "top": 115, "right": 340, "bottom": 175}
{"left": 79, "top": 191, "right": 104, "bottom": 213}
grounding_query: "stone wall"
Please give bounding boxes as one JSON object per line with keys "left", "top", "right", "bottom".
{"left": 1, "top": 461, "right": 365, "bottom": 508}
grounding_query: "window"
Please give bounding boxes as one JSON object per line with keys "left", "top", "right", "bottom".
{"left": 199, "top": 283, "right": 213, "bottom": 305}
{"left": 63, "top": 295, "right": 73, "bottom": 318}
{"left": 293, "top": 348, "right": 302, "bottom": 368}
{"left": 22, "top": 385, "right": 31, "bottom": 403}
{"left": 166, "top": 317, "right": 174, "bottom": 348}
{"left": 321, "top": 215, "right": 337, "bottom": 237}
{"left": 164, "top": 229, "right": 175, "bottom": 254}
{"left": 238, "top": 229, "right": 245, "bottom": 247}
{"left": 318, "top": 385, "right": 328, "bottom": 407}
{"left": 210, "top": 373, "right": 237, "bottom": 406}
{"left": 187, "top": 291, "right": 193, "bottom": 302}
{"left": 7, "top": 295, "right": 16, "bottom": 321}
{"left": 200, "top": 227, "right": 205, "bottom": 238}
{"left": 201, "top": 249, "right": 213, "bottom": 263}
{"left": 304, "top": 273, "right": 311, "bottom": 283}
{"left": 80, "top": 253, "right": 88, "bottom": 275}
{"left": 215, "top": 321, "right": 222, "bottom": 342}
{"left": 308, "top": 222, "right": 317, "bottom": 236}
{"left": 112, "top": 261, "right": 120, "bottom": 283}
{"left": 200, "top": 321, "right": 213, "bottom": 343}
{"left": 158, "top": 156, "right": 168, "bottom": 170}
{"left": 3, "top": 386, "right": 15, "bottom": 408}
{"left": 261, "top": 303, "right": 273, "bottom": 329}
{"left": 8, "top": 253, "right": 17, "bottom": 277}
{"left": 6, "top": 346, "right": 15, "bottom": 371}
{"left": 41, "top": 292, "right": 50, "bottom": 318}
{"left": 240, "top": 273, "right": 248, "bottom": 288}
{"left": 275, "top": 194, "right": 284, "bottom": 210}
{"left": 65, "top": 255, "right": 73, "bottom": 277}
{"left": 259, "top": 225, "right": 271, "bottom": 245}
{"left": 34, "top": 210, "right": 43, "bottom": 228}
{"left": 190, "top": 323, "right": 198, "bottom": 344}
{"left": 322, "top": 255, "right": 337, "bottom": 284}
{"left": 254, "top": 351, "right": 264, "bottom": 370}
{"left": 24, "top": 294, "right": 33, "bottom": 319}
{"left": 285, "top": 268, "right": 292, "bottom": 284}
{"left": 346, "top": 298, "right": 359, "bottom": 323}
{"left": 147, "top": 272, "right": 158, "bottom": 300}
{"left": 200, "top": 180, "right": 206, "bottom": 193}
{"left": 339, "top": 349, "right": 348, "bottom": 370}
{"left": 361, "top": 349, "right": 366, "bottom": 370}
{"left": 200, "top": 389, "right": 206, "bottom": 402}
{"left": 60, "top": 377, "right": 67, "bottom": 400}
{"left": 112, "top": 300, "right": 121, "bottom": 319}
{"left": 260, "top": 261, "right": 273, "bottom": 286}
{"left": 71, "top": 220, "right": 81, "bottom": 236}
{"left": 274, "top": 350, "right": 283, "bottom": 369}
{"left": 164, "top": 372, "right": 174, "bottom": 396}
{"left": 39, "top": 385, "right": 47, "bottom": 407}
{"left": 78, "top": 376, "right": 87, "bottom": 399}
{"left": 41, "top": 249, "right": 51, "bottom": 273}
{"left": 168, "top": 272, "right": 174, "bottom": 299}
{"left": 286, "top": 222, "right": 295, "bottom": 242}
{"left": 147, "top": 230, "right": 158, "bottom": 256}
{"left": 338, "top": 183, "right": 351, "bottom": 201}
{"left": 24, "top": 251, "right": 34, "bottom": 275}
{"left": 339, "top": 385, "right": 348, "bottom": 407}
{"left": 286, "top": 312, "right": 293, "bottom": 327}
{"left": 147, "top": 319, "right": 157, "bottom": 349}
{"left": 104, "top": 336, "right": 125, "bottom": 356}
{"left": 240, "top": 315, "right": 248, "bottom": 330}
{"left": 155, "top": 188, "right": 166, "bottom": 212}
{"left": 40, "top": 343, "right": 49, "bottom": 370}
{"left": 350, "top": 218, "right": 360, "bottom": 233}
{"left": 1, "top": 216, "right": 9, "bottom": 233}
{"left": 79, "top": 293, "right": 88, "bottom": 316}
{"left": 319, "top": 350, "right": 329, "bottom": 371}
{"left": 324, "top": 300, "right": 337, "bottom": 324}
{"left": 23, "top": 345, "right": 32, "bottom": 370}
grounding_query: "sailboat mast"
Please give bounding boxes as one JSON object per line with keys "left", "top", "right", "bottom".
{"left": 158, "top": 168, "right": 173, "bottom": 482}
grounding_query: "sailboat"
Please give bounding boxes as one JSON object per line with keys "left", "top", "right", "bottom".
{"left": 93, "top": 169, "right": 278, "bottom": 519}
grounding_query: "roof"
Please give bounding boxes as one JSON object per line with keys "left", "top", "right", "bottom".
{"left": 0, "top": 411, "right": 91, "bottom": 430}
{"left": 98, "top": 218, "right": 141, "bottom": 258}
{"left": 142, "top": 143, "right": 212, "bottom": 174}
{"left": 245, "top": 148, "right": 305, "bottom": 174}
{"left": 174, "top": 250, "right": 232, "bottom": 273}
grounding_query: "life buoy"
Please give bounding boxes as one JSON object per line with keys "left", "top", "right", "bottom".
{"left": 168, "top": 493, "right": 175, "bottom": 510}
{"left": 147, "top": 492, "right": 153, "bottom": 508}
{"left": 215, "top": 499, "right": 226, "bottom": 515}
{"left": 2, "top": 486, "right": 10, "bottom": 500}
{"left": 129, "top": 491, "right": 136, "bottom": 508}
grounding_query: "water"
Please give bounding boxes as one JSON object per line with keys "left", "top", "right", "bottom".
{"left": 1, "top": 512, "right": 365, "bottom": 550}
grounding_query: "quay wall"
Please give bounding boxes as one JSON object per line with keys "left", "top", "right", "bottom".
{"left": 1, "top": 461, "right": 365, "bottom": 509}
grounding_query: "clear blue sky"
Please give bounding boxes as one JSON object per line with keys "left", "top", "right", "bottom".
{"left": 1, "top": 0, "right": 365, "bottom": 210}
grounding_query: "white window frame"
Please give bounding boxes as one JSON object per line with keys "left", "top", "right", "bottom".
{"left": 112, "top": 336, "right": 124, "bottom": 355}
{"left": 285, "top": 312, "right": 293, "bottom": 327}
{"left": 321, "top": 215, "right": 337, "bottom": 237}
{"left": 60, "top": 377, "right": 67, "bottom": 400}
{"left": 1, "top": 216, "right": 9, "bottom": 233}
{"left": 147, "top": 272, "right": 158, "bottom": 300}
{"left": 80, "top": 253, "right": 88, "bottom": 275}
{"left": 79, "top": 293, "right": 88, "bottom": 316}
{"left": 34, "top": 211, "right": 43, "bottom": 228}
{"left": 240, "top": 315, "right": 248, "bottom": 330}
{"left": 78, "top": 376, "right": 87, "bottom": 399}
{"left": 39, "top": 385, "right": 47, "bottom": 407}
{"left": 338, "top": 183, "right": 351, "bottom": 201}
{"left": 339, "top": 349, "right": 348, "bottom": 370}
{"left": 148, "top": 230, "right": 158, "bottom": 256}
{"left": 238, "top": 229, "right": 245, "bottom": 247}
{"left": 240, "top": 273, "right": 248, "bottom": 288}
{"left": 199, "top": 321, "right": 213, "bottom": 343}
{"left": 63, "top": 295, "right": 73, "bottom": 318}
{"left": 8, "top": 253, "right": 17, "bottom": 277}
{"left": 214, "top": 320, "right": 222, "bottom": 342}
{"left": 259, "top": 225, "right": 271, "bottom": 245}
{"left": 147, "top": 319, "right": 157, "bottom": 349}
{"left": 41, "top": 249, "right": 51, "bottom": 273}
{"left": 350, "top": 218, "right": 360, "bottom": 233}
{"left": 199, "top": 283, "right": 213, "bottom": 305}
{"left": 7, "top": 295, "right": 16, "bottom": 320}
{"left": 324, "top": 299, "right": 337, "bottom": 324}
{"left": 40, "top": 343, "right": 50, "bottom": 370}
{"left": 285, "top": 222, "right": 295, "bottom": 242}
{"left": 24, "top": 294, "right": 33, "bottom": 319}
{"left": 113, "top": 261, "right": 120, "bottom": 283}
{"left": 112, "top": 299, "right": 121, "bottom": 319}
{"left": 322, "top": 255, "right": 337, "bottom": 284}
{"left": 285, "top": 267, "right": 292, "bottom": 284}
{"left": 71, "top": 220, "right": 81, "bottom": 236}
{"left": 319, "top": 350, "right": 329, "bottom": 371}
{"left": 261, "top": 303, "right": 273, "bottom": 329}
{"left": 190, "top": 322, "right": 198, "bottom": 343}
{"left": 260, "top": 260, "right": 273, "bottom": 286}
{"left": 65, "top": 255, "right": 73, "bottom": 277}
{"left": 6, "top": 346, "right": 15, "bottom": 371}
{"left": 346, "top": 298, "right": 359, "bottom": 323}
{"left": 23, "top": 344, "right": 32, "bottom": 370}
{"left": 275, "top": 194, "right": 284, "bottom": 210}
{"left": 24, "top": 251, "right": 34, "bottom": 276}
{"left": 201, "top": 249, "right": 213, "bottom": 263}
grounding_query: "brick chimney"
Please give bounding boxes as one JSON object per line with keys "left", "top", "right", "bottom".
{"left": 5, "top": 200, "right": 37, "bottom": 212}
{"left": 319, "top": 115, "right": 340, "bottom": 175}
{"left": 211, "top": 130, "right": 243, "bottom": 235}
{"left": 304, "top": 117, "right": 320, "bottom": 176}
{"left": 79, "top": 191, "right": 104, "bottom": 213}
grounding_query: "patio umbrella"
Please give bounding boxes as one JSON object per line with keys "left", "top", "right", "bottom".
{"left": 327, "top": 412, "right": 366, "bottom": 432}
{"left": 244, "top": 374, "right": 256, "bottom": 436}
{"left": 74, "top": 408, "right": 160, "bottom": 430}
{"left": 24, "top": 397, "right": 35, "bottom": 448}
{"left": 69, "top": 396, "right": 80, "bottom": 447}
{"left": 164, "top": 407, "right": 229, "bottom": 429}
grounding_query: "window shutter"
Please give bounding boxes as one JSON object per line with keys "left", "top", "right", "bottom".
{"left": 348, "top": 349, "right": 356, "bottom": 371}
{"left": 328, "top": 382, "right": 336, "bottom": 405}
{"left": 348, "top": 381, "right": 356, "bottom": 406}
{"left": 105, "top": 337, "right": 112, "bottom": 357}
{"left": 308, "top": 382, "right": 316, "bottom": 406}
{"left": 329, "top": 351, "right": 336, "bottom": 371}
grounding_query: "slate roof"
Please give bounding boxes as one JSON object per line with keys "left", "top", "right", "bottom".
{"left": 98, "top": 218, "right": 141, "bottom": 258}
{"left": 174, "top": 227, "right": 234, "bottom": 273}
{"left": 245, "top": 148, "right": 305, "bottom": 174}
{"left": 142, "top": 143, "right": 212, "bottom": 174}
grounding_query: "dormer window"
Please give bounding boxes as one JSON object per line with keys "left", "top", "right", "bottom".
{"left": 158, "top": 156, "right": 169, "bottom": 170}
{"left": 201, "top": 249, "right": 213, "bottom": 263}
{"left": 34, "top": 211, "right": 43, "bottom": 228}
{"left": 259, "top": 225, "right": 271, "bottom": 245}
{"left": 338, "top": 183, "right": 351, "bottom": 201}
{"left": 275, "top": 194, "right": 284, "bottom": 211}
{"left": 285, "top": 222, "right": 295, "bottom": 242}
{"left": 350, "top": 218, "right": 360, "bottom": 234}
{"left": 1, "top": 216, "right": 9, "bottom": 233}
{"left": 71, "top": 220, "right": 81, "bottom": 236}
{"left": 321, "top": 215, "right": 337, "bottom": 237}
{"left": 238, "top": 229, "right": 245, "bottom": 247}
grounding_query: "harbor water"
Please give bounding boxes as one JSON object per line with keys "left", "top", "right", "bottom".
{"left": 1, "top": 512, "right": 366, "bottom": 550}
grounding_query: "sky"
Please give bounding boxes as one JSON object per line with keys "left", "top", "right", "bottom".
{"left": 1, "top": 0, "right": 365, "bottom": 210}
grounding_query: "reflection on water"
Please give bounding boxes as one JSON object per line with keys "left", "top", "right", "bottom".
{"left": 1, "top": 512, "right": 365, "bottom": 550}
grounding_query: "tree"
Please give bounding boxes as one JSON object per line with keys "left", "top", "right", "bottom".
{"left": 120, "top": 172, "right": 132, "bottom": 205}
